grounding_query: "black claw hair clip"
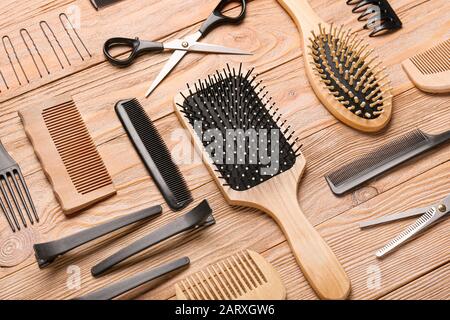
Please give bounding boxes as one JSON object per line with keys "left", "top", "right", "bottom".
{"left": 346, "top": 0, "right": 402, "bottom": 37}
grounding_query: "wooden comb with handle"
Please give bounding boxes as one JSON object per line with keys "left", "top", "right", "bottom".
{"left": 402, "top": 39, "right": 450, "bottom": 93}
{"left": 175, "top": 250, "right": 286, "bottom": 300}
{"left": 173, "top": 67, "right": 350, "bottom": 299}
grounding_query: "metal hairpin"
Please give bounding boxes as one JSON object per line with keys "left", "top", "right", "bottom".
{"left": 59, "top": 13, "right": 92, "bottom": 61}
{"left": 20, "top": 28, "right": 50, "bottom": 78}
{"left": 360, "top": 194, "right": 450, "bottom": 257}
{"left": 2, "top": 35, "right": 29, "bottom": 85}
{"left": 39, "top": 20, "right": 71, "bottom": 69}
{"left": 346, "top": 0, "right": 402, "bottom": 37}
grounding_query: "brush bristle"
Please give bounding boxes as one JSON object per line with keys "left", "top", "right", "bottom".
{"left": 178, "top": 64, "right": 301, "bottom": 191}
{"left": 308, "top": 23, "right": 391, "bottom": 119}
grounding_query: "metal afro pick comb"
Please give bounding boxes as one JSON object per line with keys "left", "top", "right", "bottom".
{"left": 360, "top": 194, "right": 450, "bottom": 258}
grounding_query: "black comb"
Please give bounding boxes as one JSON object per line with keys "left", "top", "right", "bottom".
{"left": 326, "top": 129, "right": 450, "bottom": 195}
{"left": 89, "top": 0, "right": 123, "bottom": 10}
{"left": 177, "top": 64, "right": 300, "bottom": 191}
{"left": 115, "top": 99, "right": 192, "bottom": 210}
{"left": 346, "top": 0, "right": 402, "bottom": 37}
{"left": 0, "top": 141, "right": 39, "bottom": 232}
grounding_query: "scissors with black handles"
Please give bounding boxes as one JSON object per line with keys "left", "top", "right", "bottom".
{"left": 103, "top": 0, "right": 250, "bottom": 98}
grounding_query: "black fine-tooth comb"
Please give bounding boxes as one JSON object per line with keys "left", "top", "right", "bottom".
{"left": 173, "top": 64, "right": 351, "bottom": 300}
{"left": 346, "top": 0, "right": 402, "bottom": 37}
{"left": 325, "top": 129, "right": 450, "bottom": 195}
{"left": 115, "top": 98, "right": 192, "bottom": 211}
{"left": 0, "top": 141, "right": 39, "bottom": 232}
{"left": 89, "top": 0, "right": 124, "bottom": 10}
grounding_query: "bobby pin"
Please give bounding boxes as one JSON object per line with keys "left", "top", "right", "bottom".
{"left": 59, "top": 13, "right": 92, "bottom": 61}
{"left": 39, "top": 20, "right": 71, "bottom": 69}
{"left": 0, "top": 70, "right": 8, "bottom": 92}
{"left": 2, "top": 35, "right": 29, "bottom": 85}
{"left": 20, "top": 28, "right": 50, "bottom": 78}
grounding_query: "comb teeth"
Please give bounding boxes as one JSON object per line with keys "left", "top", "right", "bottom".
{"left": 42, "top": 101, "right": 113, "bottom": 195}
{"left": 326, "top": 129, "right": 428, "bottom": 188}
{"left": 308, "top": 23, "right": 391, "bottom": 119}
{"left": 116, "top": 99, "right": 192, "bottom": 210}
{"left": 409, "top": 39, "right": 450, "bottom": 75}
{"left": 178, "top": 64, "right": 301, "bottom": 191}
{"left": 376, "top": 207, "right": 436, "bottom": 257}
{"left": 176, "top": 250, "right": 270, "bottom": 300}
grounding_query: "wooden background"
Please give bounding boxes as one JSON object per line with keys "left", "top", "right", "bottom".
{"left": 0, "top": 0, "right": 448, "bottom": 300}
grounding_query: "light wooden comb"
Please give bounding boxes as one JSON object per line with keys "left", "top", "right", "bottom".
{"left": 19, "top": 95, "right": 116, "bottom": 214}
{"left": 402, "top": 39, "right": 450, "bottom": 93}
{"left": 175, "top": 250, "right": 286, "bottom": 300}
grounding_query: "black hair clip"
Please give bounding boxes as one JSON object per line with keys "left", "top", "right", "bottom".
{"left": 91, "top": 199, "right": 215, "bottom": 277}
{"left": 346, "top": 0, "right": 402, "bottom": 37}
{"left": 33, "top": 205, "right": 162, "bottom": 268}
{"left": 75, "top": 257, "right": 190, "bottom": 300}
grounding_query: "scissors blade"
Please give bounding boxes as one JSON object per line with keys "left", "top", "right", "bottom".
{"left": 145, "top": 32, "right": 202, "bottom": 98}
{"left": 186, "top": 42, "right": 251, "bottom": 55}
{"left": 359, "top": 206, "right": 428, "bottom": 229}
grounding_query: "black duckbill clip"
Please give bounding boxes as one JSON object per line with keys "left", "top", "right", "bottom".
{"left": 346, "top": 0, "right": 402, "bottom": 36}
{"left": 91, "top": 199, "right": 214, "bottom": 277}
{"left": 75, "top": 256, "right": 190, "bottom": 300}
{"left": 33, "top": 205, "right": 162, "bottom": 268}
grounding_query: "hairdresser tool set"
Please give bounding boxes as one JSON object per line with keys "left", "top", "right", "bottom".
{"left": 0, "top": 0, "right": 448, "bottom": 301}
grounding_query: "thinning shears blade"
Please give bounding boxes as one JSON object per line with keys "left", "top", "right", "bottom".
{"left": 145, "top": 32, "right": 202, "bottom": 98}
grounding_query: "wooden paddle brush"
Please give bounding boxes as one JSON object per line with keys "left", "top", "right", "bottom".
{"left": 277, "top": 0, "right": 392, "bottom": 132}
{"left": 174, "top": 65, "right": 350, "bottom": 300}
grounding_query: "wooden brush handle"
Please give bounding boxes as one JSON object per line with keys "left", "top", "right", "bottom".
{"left": 277, "top": 0, "right": 324, "bottom": 35}
{"left": 263, "top": 193, "right": 350, "bottom": 300}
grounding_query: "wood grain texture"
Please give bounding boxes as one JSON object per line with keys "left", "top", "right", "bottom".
{"left": 0, "top": 0, "right": 448, "bottom": 300}
{"left": 380, "top": 263, "right": 450, "bottom": 300}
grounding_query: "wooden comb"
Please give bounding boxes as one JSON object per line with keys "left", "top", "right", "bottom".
{"left": 175, "top": 250, "right": 286, "bottom": 300}
{"left": 277, "top": 0, "right": 392, "bottom": 132}
{"left": 19, "top": 95, "right": 116, "bottom": 215}
{"left": 402, "top": 39, "right": 450, "bottom": 93}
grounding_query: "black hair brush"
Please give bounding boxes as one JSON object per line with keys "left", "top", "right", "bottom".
{"left": 173, "top": 64, "right": 350, "bottom": 300}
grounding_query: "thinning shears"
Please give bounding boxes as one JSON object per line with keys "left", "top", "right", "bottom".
{"left": 360, "top": 193, "right": 450, "bottom": 258}
{"left": 103, "top": 0, "right": 250, "bottom": 98}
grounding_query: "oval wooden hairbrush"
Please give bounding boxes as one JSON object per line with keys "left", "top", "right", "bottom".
{"left": 174, "top": 65, "right": 350, "bottom": 300}
{"left": 277, "top": 0, "right": 393, "bottom": 132}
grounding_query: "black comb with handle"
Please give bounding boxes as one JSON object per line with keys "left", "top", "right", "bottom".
{"left": 326, "top": 129, "right": 450, "bottom": 195}
{"left": 116, "top": 99, "right": 192, "bottom": 211}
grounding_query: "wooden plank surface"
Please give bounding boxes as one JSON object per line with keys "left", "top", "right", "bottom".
{"left": 0, "top": 0, "right": 448, "bottom": 300}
